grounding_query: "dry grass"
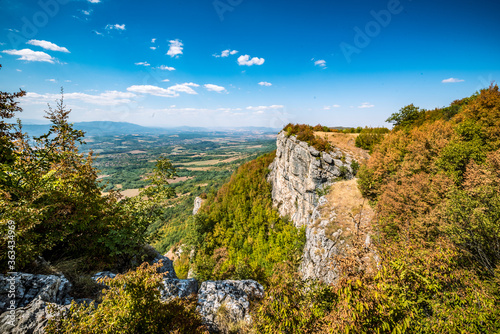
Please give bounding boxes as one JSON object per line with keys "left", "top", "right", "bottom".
{"left": 314, "top": 132, "right": 370, "bottom": 163}
{"left": 323, "top": 178, "right": 374, "bottom": 240}
{"left": 127, "top": 150, "right": 147, "bottom": 154}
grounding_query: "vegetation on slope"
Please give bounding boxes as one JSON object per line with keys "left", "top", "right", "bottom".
{"left": 0, "top": 86, "right": 175, "bottom": 274}
{"left": 189, "top": 151, "right": 306, "bottom": 283}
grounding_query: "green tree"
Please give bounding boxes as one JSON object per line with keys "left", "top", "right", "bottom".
{"left": 386, "top": 103, "right": 424, "bottom": 128}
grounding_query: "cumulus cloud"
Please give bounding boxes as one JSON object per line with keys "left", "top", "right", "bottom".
{"left": 25, "top": 90, "right": 136, "bottom": 106}
{"left": 214, "top": 49, "right": 238, "bottom": 58}
{"left": 26, "top": 40, "right": 69, "bottom": 53}
{"left": 106, "top": 24, "right": 126, "bottom": 31}
{"left": 2, "top": 49, "right": 56, "bottom": 63}
{"left": 442, "top": 77, "right": 465, "bottom": 83}
{"left": 204, "top": 84, "right": 226, "bottom": 93}
{"left": 314, "top": 59, "right": 326, "bottom": 68}
{"left": 150, "top": 47, "right": 157, "bottom": 50}
{"left": 358, "top": 102, "right": 374, "bottom": 108}
{"left": 167, "top": 39, "right": 183, "bottom": 57}
{"left": 46, "top": 79, "right": 57, "bottom": 82}
{"left": 135, "top": 61, "right": 150, "bottom": 66}
{"left": 88, "top": 0, "right": 101, "bottom": 3}
{"left": 151, "top": 38, "right": 156, "bottom": 43}
{"left": 162, "top": 79, "right": 170, "bottom": 82}
{"left": 127, "top": 83, "right": 199, "bottom": 98}
{"left": 258, "top": 81, "right": 272, "bottom": 86}
{"left": 237, "top": 54, "right": 265, "bottom": 66}
{"left": 156, "top": 65, "right": 175, "bottom": 71}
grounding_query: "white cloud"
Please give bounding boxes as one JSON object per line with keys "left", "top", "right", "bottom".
{"left": 127, "top": 83, "right": 199, "bottom": 98}
{"left": 246, "top": 105, "right": 284, "bottom": 114}
{"left": 46, "top": 79, "right": 56, "bottom": 82}
{"left": 314, "top": 59, "right": 326, "bottom": 68}
{"left": 105, "top": 24, "right": 126, "bottom": 31}
{"left": 237, "top": 54, "right": 265, "bottom": 66}
{"left": 26, "top": 40, "right": 69, "bottom": 53}
{"left": 156, "top": 65, "right": 175, "bottom": 71}
{"left": 2, "top": 49, "right": 56, "bottom": 63}
{"left": 258, "top": 81, "right": 272, "bottom": 86}
{"left": 88, "top": 0, "right": 101, "bottom": 3}
{"left": 323, "top": 105, "right": 341, "bottom": 110}
{"left": 150, "top": 46, "right": 157, "bottom": 50}
{"left": 80, "top": 9, "right": 92, "bottom": 15}
{"left": 65, "top": 80, "right": 71, "bottom": 82}
{"left": 204, "top": 84, "right": 226, "bottom": 93}
{"left": 25, "top": 90, "right": 136, "bottom": 106}
{"left": 442, "top": 77, "right": 465, "bottom": 83}
{"left": 93, "top": 30, "right": 103, "bottom": 36}
{"left": 135, "top": 61, "right": 150, "bottom": 66}
{"left": 358, "top": 102, "right": 374, "bottom": 108}
{"left": 167, "top": 39, "right": 183, "bottom": 57}
{"left": 16, "top": 69, "right": 22, "bottom": 72}
{"left": 162, "top": 79, "right": 170, "bottom": 82}
{"left": 151, "top": 38, "right": 156, "bottom": 43}
{"left": 214, "top": 49, "right": 238, "bottom": 58}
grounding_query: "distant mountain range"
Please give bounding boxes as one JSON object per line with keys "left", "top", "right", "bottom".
{"left": 15, "top": 121, "right": 281, "bottom": 137}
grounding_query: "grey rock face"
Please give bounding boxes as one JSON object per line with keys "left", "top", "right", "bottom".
{"left": 153, "top": 254, "right": 177, "bottom": 279}
{"left": 161, "top": 278, "right": 198, "bottom": 299}
{"left": 267, "top": 131, "right": 354, "bottom": 227}
{"left": 0, "top": 274, "right": 73, "bottom": 334}
{"left": 193, "top": 196, "right": 204, "bottom": 215}
{"left": 299, "top": 196, "right": 344, "bottom": 284}
{"left": 0, "top": 273, "right": 71, "bottom": 313}
{"left": 197, "top": 280, "right": 264, "bottom": 332}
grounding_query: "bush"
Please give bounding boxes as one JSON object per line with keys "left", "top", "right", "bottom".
{"left": 282, "top": 123, "right": 332, "bottom": 152}
{"left": 46, "top": 261, "right": 208, "bottom": 334}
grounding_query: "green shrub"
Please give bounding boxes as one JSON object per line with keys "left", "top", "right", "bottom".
{"left": 46, "top": 261, "right": 208, "bottom": 334}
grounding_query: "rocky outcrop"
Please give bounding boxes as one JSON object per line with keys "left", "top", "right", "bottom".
{"left": 193, "top": 196, "right": 204, "bottom": 215}
{"left": 0, "top": 273, "right": 73, "bottom": 333}
{"left": 267, "top": 131, "right": 355, "bottom": 227}
{"left": 161, "top": 278, "right": 198, "bottom": 299}
{"left": 197, "top": 280, "right": 264, "bottom": 332}
{"left": 299, "top": 196, "right": 344, "bottom": 284}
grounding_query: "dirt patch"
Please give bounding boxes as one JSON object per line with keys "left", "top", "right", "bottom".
{"left": 183, "top": 167, "right": 215, "bottom": 171}
{"left": 128, "top": 150, "right": 147, "bottom": 154}
{"left": 168, "top": 176, "right": 194, "bottom": 184}
{"left": 97, "top": 174, "right": 110, "bottom": 179}
{"left": 314, "top": 132, "right": 370, "bottom": 163}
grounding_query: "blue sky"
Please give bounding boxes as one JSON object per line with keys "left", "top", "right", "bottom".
{"left": 1, "top": 0, "right": 499, "bottom": 128}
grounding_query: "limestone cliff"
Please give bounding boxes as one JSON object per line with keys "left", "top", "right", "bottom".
{"left": 267, "top": 131, "right": 355, "bottom": 228}
{"left": 267, "top": 131, "right": 375, "bottom": 285}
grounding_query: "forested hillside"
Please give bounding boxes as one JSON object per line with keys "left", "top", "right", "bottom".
{"left": 188, "top": 152, "right": 305, "bottom": 283}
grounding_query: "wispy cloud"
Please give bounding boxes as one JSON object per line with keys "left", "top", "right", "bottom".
{"left": 80, "top": 9, "right": 92, "bottom": 15}
{"left": 46, "top": 79, "right": 57, "bottom": 82}
{"left": 156, "top": 65, "right": 175, "bottom": 71}
{"left": 88, "top": 0, "right": 101, "bottom": 3}
{"left": 167, "top": 39, "right": 183, "bottom": 57}
{"left": 2, "top": 49, "right": 56, "bottom": 63}
{"left": 358, "top": 102, "right": 374, "bottom": 108}
{"left": 323, "top": 105, "right": 341, "bottom": 110}
{"left": 442, "top": 77, "right": 465, "bottom": 83}
{"left": 314, "top": 59, "right": 326, "bottom": 68}
{"left": 204, "top": 84, "right": 226, "bottom": 93}
{"left": 150, "top": 47, "right": 157, "bottom": 50}
{"left": 214, "top": 49, "right": 238, "bottom": 58}
{"left": 25, "top": 91, "right": 136, "bottom": 106}
{"left": 258, "top": 81, "right": 272, "bottom": 86}
{"left": 151, "top": 38, "right": 156, "bottom": 43}
{"left": 246, "top": 105, "right": 284, "bottom": 114}
{"left": 27, "top": 40, "right": 69, "bottom": 53}
{"left": 135, "top": 61, "right": 150, "bottom": 66}
{"left": 237, "top": 54, "right": 265, "bottom": 66}
{"left": 105, "top": 24, "right": 126, "bottom": 31}
{"left": 127, "top": 83, "right": 199, "bottom": 98}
